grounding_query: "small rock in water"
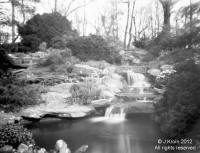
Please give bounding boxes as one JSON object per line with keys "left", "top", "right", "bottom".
{"left": 17, "top": 144, "right": 29, "bottom": 153}
{"left": 0, "top": 145, "right": 13, "bottom": 153}
{"left": 74, "top": 145, "right": 88, "bottom": 153}
{"left": 37, "top": 148, "right": 47, "bottom": 153}
{"left": 55, "top": 140, "right": 71, "bottom": 153}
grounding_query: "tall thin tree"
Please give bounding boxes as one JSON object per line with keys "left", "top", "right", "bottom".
{"left": 123, "top": 0, "right": 130, "bottom": 49}
{"left": 54, "top": 0, "right": 57, "bottom": 12}
{"left": 127, "top": 0, "right": 135, "bottom": 49}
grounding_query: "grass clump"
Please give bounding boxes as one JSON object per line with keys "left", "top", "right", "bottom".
{"left": 68, "top": 81, "right": 101, "bottom": 105}
{"left": 0, "top": 75, "right": 45, "bottom": 112}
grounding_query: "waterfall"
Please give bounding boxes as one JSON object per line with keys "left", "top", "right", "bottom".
{"left": 123, "top": 70, "right": 154, "bottom": 102}
{"left": 127, "top": 70, "right": 147, "bottom": 87}
{"left": 105, "top": 106, "right": 125, "bottom": 119}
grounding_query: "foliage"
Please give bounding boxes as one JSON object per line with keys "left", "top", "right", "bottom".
{"left": 0, "top": 43, "right": 30, "bottom": 53}
{"left": 37, "top": 49, "right": 79, "bottom": 74}
{"left": 69, "top": 81, "right": 101, "bottom": 105}
{"left": 0, "top": 75, "right": 44, "bottom": 112}
{"left": 66, "top": 35, "right": 121, "bottom": 64}
{"left": 51, "top": 35, "right": 74, "bottom": 49}
{"left": 18, "top": 12, "right": 78, "bottom": 51}
{"left": 39, "top": 52, "right": 66, "bottom": 67}
{"left": 155, "top": 60, "right": 200, "bottom": 138}
{"left": 135, "top": 1, "right": 200, "bottom": 59}
{"left": 159, "top": 48, "right": 198, "bottom": 64}
{"left": 0, "top": 124, "right": 34, "bottom": 148}
{"left": 174, "top": 27, "right": 200, "bottom": 48}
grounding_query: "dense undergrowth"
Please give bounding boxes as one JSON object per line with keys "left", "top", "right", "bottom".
{"left": 155, "top": 60, "right": 200, "bottom": 138}
{"left": 0, "top": 75, "right": 45, "bottom": 112}
{"left": 0, "top": 124, "right": 34, "bottom": 148}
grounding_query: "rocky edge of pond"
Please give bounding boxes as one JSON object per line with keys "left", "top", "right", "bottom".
{"left": 0, "top": 61, "right": 171, "bottom": 124}
{"left": 0, "top": 139, "right": 88, "bottom": 153}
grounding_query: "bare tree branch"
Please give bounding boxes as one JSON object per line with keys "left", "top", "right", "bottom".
{"left": 65, "top": 0, "right": 92, "bottom": 17}
{"left": 64, "top": 0, "right": 76, "bottom": 16}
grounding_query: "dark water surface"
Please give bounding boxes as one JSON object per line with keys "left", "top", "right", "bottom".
{"left": 26, "top": 114, "right": 198, "bottom": 153}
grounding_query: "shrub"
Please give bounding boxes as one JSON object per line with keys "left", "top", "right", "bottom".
{"left": 159, "top": 48, "right": 197, "bottom": 64}
{"left": 69, "top": 81, "right": 101, "bottom": 105}
{"left": 39, "top": 52, "right": 66, "bottom": 67}
{"left": 37, "top": 49, "right": 80, "bottom": 74}
{"left": 0, "top": 124, "right": 34, "bottom": 148}
{"left": 155, "top": 60, "right": 200, "bottom": 138}
{"left": 0, "top": 74, "right": 45, "bottom": 112}
{"left": 0, "top": 43, "right": 31, "bottom": 53}
{"left": 51, "top": 35, "right": 74, "bottom": 49}
{"left": 0, "top": 84, "right": 44, "bottom": 112}
{"left": 18, "top": 12, "right": 78, "bottom": 51}
{"left": 66, "top": 35, "right": 121, "bottom": 64}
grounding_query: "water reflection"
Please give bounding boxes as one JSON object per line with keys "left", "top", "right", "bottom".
{"left": 27, "top": 115, "right": 165, "bottom": 153}
{"left": 26, "top": 115, "right": 199, "bottom": 153}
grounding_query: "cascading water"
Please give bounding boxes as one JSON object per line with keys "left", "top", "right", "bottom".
{"left": 89, "top": 106, "right": 126, "bottom": 123}
{"left": 125, "top": 70, "right": 153, "bottom": 102}
{"left": 104, "top": 106, "right": 126, "bottom": 119}
{"left": 127, "top": 70, "right": 150, "bottom": 89}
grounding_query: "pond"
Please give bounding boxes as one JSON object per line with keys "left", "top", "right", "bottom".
{"left": 25, "top": 70, "right": 199, "bottom": 153}
{"left": 26, "top": 114, "right": 167, "bottom": 153}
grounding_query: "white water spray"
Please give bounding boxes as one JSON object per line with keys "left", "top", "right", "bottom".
{"left": 104, "top": 106, "right": 126, "bottom": 119}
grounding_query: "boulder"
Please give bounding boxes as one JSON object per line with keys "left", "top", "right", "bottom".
{"left": 0, "top": 145, "right": 13, "bottom": 153}
{"left": 98, "top": 73, "right": 123, "bottom": 98}
{"left": 91, "top": 99, "right": 112, "bottom": 108}
{"left": 17, "top": 144, "right": 29, "bottom": 153}
{"left": 82, "top": 60, "right": 110, "bottom": 70}
{"left": 147, "top": 69, "right": 161, "bottom": 77}
{"left": 74, "top": 145, "right": 88, "bottom": 153}
{"left": 160, "top": 65, "right": 174, "bottom": 71}
{"left": 119, "top": 50, "right": 125, "bottom": 56}
{"left": 39, "top": 42, "right": 47, "bottom": 52}
{"left": 72, "top": 64, "right": 102, "bottom": 77}
{"left": 55, "top": 140, "right": 71, "bottom": 153}
{"left": 22, "top": 105, "right": 95, "bottom": 121}
{"left": 37, "top": 148, "right": 47, "bottom": 153}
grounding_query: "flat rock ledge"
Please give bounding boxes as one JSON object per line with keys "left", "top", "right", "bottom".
{"left": 21, "top": 105, "right": 96, "bottom": 121}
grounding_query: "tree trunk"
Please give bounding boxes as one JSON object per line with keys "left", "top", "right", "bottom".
{"left": 21, "top": 0, "right": 25, "bottom": 24}
{"left": 133, "top": 16, "right": 137, "bottom": 42}
{"left": 127, "top": 0, "right": 135, "bottom": 49}
{"left": 114, "top": 0, "right": 119, "bottom": 42}
{"left": 189, "top": 0, "right": 192, "bottom": 33}
{"left": 156, "top": 1, "right": 160, "bottom": 34}
{"left": 54, "top": 0, "right": 57, "bottom": 12}
{"left": 82, "top": 0, "right": 86, "bottom": 36}
{"left": 159, "top": 0, "right": 171, "bottom": 34}
{"left": 123, "top": 1, "right": 130, "bottom": 49}
{"left": 11, "top": 0, "right": 15, "bottom": 44}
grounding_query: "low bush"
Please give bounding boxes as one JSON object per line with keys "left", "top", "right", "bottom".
{"left": 51, "top": 35, "right": 74, "bottom": 49}
{"left": 38, "top": 49, "right": 80, "bottom": 74}
{"left": 0, "top": 84, "right": 44, "bottom": 112}
{"left": 39, "top": 52, "right": 66, "bottom": 67}
{"left": 159, "top": 48, "right": 197, "bottom": 64}
{"left": 66, "top": 35, "right": 121, "bottom": 64}
{"left": 69, "top": 81, "right": 101, "bottom": 105}
{"left": 0, "top": 124, "right": 34, "bottom": 148}
{"left": 0, "top": 75, "right": 45, "bottom": 112}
